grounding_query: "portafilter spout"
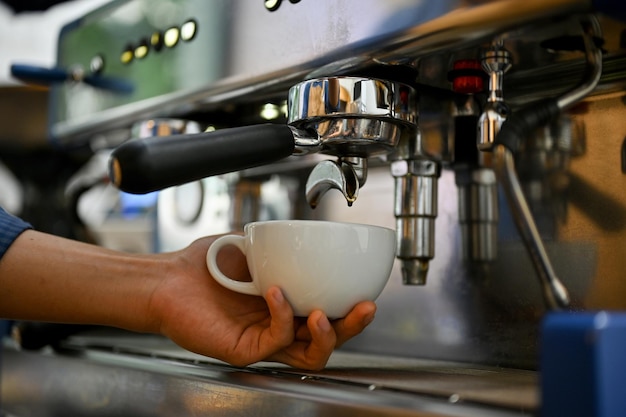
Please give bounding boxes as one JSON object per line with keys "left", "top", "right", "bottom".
{"left": 288, "top": 76, "right": 417, "bottom": 207}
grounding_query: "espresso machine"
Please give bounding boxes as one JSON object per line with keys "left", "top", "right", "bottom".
{"left": 3, "top": 0, "right": 626, "bottom": 416}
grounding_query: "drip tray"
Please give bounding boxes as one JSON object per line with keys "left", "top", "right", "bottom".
{"left": 284, "top": 355, "right": 537, "bottom": 411}
{"left": 62, "top": 331, "right": 538, "bottom": 413}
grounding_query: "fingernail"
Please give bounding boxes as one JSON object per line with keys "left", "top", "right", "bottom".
{"left": 271, "top": 288, "right": 284, "bottom": 304}
{"left": 362, "top": 312, "right": 376, "bottom": 326}
{"left": 317, "top": 314, "right": 332, "bottom": 332}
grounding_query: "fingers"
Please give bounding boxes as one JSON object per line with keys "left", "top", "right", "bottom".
{"left": 212, "top": 287, "right": 295, "bottom": 368}
{"left": 269, "top": 310, "right": 337, "bottom": 370}
{"left": 332, "top": 301, "right": 376, "bottom": 347}
{"left": 302, "top": 310, "right": 337, "bottom": 368}
{"left": 253, "top": 294, "right": 377, "bottom": 370}
{"left": 294, "top": 301, "right": 377, "bottom": 345}
{"left": 243, "top": 287, "right": 294, "bottom": 363}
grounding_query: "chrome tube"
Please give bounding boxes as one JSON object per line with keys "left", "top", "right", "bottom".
{"left": 392, "top": 159, "right": 441, "bottom": 285}
{"left": 493, "top": 17, "right": 602, "bottom": 309}
{"left": 494, "top": 144, "right": 571, "bottom": 309}
{"left": 555, "top": 17, "right": 603, "bottom": 110}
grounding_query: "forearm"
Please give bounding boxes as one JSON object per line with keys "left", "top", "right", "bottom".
{"left": 0, "top": 229, "right": 166, "bottom": 333}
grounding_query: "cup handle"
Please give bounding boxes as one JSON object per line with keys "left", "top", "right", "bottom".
{"left": 206, "top": 235, "right": 261, "bottom": 296}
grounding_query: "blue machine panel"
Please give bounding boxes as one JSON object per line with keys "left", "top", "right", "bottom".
{"left": 541, "top": 311, "right": 626, "bottom": 417}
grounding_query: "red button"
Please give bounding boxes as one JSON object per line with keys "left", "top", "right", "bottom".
{"left": 451, "top": 59, "right": 483, "bottom": 94}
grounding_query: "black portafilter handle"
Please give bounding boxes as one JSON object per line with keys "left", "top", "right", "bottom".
{"left": 109, "top": 124, "right": 296, "bottom": 194}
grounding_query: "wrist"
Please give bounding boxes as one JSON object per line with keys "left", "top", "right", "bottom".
{"left": 141, "top": 251, "right": 187, "bottom": 336}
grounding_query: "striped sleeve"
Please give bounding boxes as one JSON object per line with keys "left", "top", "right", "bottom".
{"left": 0, "top": 207, "right": 32, "bottom": 260}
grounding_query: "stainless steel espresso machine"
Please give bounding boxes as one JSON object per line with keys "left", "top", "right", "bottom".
{"left": 3, "top": 0, "right": 626, "bottom": 416}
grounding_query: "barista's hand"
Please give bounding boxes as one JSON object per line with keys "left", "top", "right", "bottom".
{"left": 151, "top": 235, "right": 377, "bottom": 371}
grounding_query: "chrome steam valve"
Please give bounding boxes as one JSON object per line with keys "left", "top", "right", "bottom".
{"left": 478, "top": 43, "right": 512, "bottom": 151}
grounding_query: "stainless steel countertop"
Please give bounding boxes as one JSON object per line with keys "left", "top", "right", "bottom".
{"left": 1, "top": 331, "right": 537, "bottom": 416}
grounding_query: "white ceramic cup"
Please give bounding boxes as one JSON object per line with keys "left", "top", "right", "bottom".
{"left": 206, "top": 220, "right": 396, "bottom": 318}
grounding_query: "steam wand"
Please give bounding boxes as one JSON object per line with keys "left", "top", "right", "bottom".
{"left": 492, "top": 17, "right": 602, "bottom": 310}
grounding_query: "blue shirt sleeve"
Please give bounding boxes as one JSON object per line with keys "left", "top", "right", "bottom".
{"left": 0, "top": 207, "right": 32, "bottom": 260}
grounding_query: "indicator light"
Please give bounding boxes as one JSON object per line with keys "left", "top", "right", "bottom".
{"left": 121, "top": 46, "right": 134, "bottom": 64}
{"left": 150, "top": 31, "right": 163, "bottom": 52}
{"left": 180, "top": 19, "right": 197, "bottom": 42}
{"left": 164, "top": 27, "right": 180, "bottom": 48}
{"left": 134, "top": 39, "right": 149, "bottom": 59}
{"left": 90, "top": 54, "right": 105, "bottom": 74}
{"left": 260, "top": 103, "right": 280, "bottom": 120}
{"left": 265, "top": 0, "right": 280, "bottom": 12}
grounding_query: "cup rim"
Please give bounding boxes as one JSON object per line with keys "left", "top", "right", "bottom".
{"left": 243, "top": 219, "right": 395, "bottom": 233}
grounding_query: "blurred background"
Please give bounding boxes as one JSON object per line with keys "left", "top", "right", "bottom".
{"left": 0, "top": 0, "right": 152, "bottom": 250}
{"left": 0, "top": 1, "right": 110, "bottom": 86}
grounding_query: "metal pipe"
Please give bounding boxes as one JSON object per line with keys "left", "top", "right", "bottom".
{"left": 494, "top": 144, "right": 570, "bottom": 309}
{"left": 555, "top": 18, "right": 603, "bottom": 110}
{"left": 493, "top": 16, "right": 602, "bottom": 309}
